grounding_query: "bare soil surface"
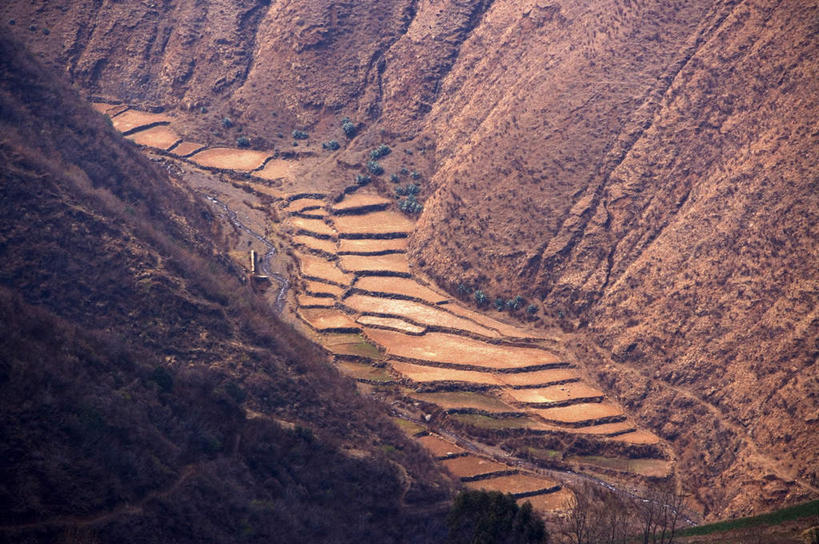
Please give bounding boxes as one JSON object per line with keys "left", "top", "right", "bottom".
{"left": 441, "top": 456, "right": 510, "bottom": 479}
{"left": 353, "top": 276, "right": 448, "bottom": 304}
{"left": 109, "top": 110, "right": 172, "bottom": 134}
{"left": 465, "top": 474, "right": 560, "bottom": 496}
{"left": 390, "top": 361, "right": 503, "bottom": 387}
{"left": 339, "top": 238, "right": 409, "bottom": 255}
{"left": 332, "top": 211, "right": 415, "bottom": 238}
{"left": 346, "top": 295, "right": 499, "bottom": 338}
{"left": 338, "top": 254, "right": 411, "bottom": 275}
{"left": 125, "top": 125, "right": 181, "bottom": 150}
{"left": 417, "top": 434, "right": 467, "bottom": 459}
{"left": 189, "top": 148, "right": 271, "bottom": 171}
{"left": 356, "top": 315, "right": 426, "bottom": 335}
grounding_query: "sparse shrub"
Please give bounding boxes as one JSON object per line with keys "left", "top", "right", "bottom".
{"left": 236, "top": 136, "right": 250, "bottom": 148}
{"left": 398, "top": 194, "right": 423, "bottom": 215}
{"left": 355, "top": 174, "right": 371, "bottom": 186}
{"left": 322, "top": 140, "right": 340, "bottom": 151}
{"left": 370, "top": 144, "right": 391, "bottom": 160}
{"left": 341, "top": 117, "right": 357, "bottom": 138}
{"left": 292, "top": 129, "right": 309, "bottom": 140}
{"left": 367, "top": 160, "right": 384, "bottom": 175}
{"left": 222, "top": 117, "right": 233, "bottom": 129}
{"left": 506, "top": 295, "right": 525, "bottom": 311}
{"left": 474, "top": 290, "right": 488, "bottom": 307}
{"left": 390, "top": 173, "right": 400, "bottom": 183}
{"left": 395, "top": 183, "right": 420, "bottom": 197}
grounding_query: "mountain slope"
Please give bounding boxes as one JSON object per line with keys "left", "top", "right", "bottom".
{"left": 1, "top": 0, "right": 816, "bottom": 521}
{"left": 0, "top": 35, "right": 451, "bottom": 543}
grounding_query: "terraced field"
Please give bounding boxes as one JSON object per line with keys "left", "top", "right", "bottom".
{"left": 105, "top": 106, "right": 673, "bottom": 515}
{"left": 272, "top": 189, "right": 671, "bottom": 512}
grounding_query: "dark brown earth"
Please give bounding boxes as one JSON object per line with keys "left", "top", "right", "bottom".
{"left": 2, "top": 0, "right": 816, "bottom": 523}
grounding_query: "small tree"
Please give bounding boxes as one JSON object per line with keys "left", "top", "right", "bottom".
{"left": 474, "top": 290, "right": 488, "bottom": 307}
{"left": 367, "top": 160, "right": 384, "bottom": 175}
{"left": 322, "top": 140, "right": 340, "bottom": 151}
{"left": 236, "top": 136, "right": 250, "bottom": 148}
{"left": 292, "top": 129, "right": 309, "bottom": 140}
{"left": 341, "top": 117, "right": 357, "bottom": 138}
{"left": 370, "top": 144, "right": 391, "bottom": 160}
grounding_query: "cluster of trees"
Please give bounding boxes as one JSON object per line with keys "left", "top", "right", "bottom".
{"left": 447, "top": 490, "right": 548, "bottom": 544}
{"left": 458, "top": 284, "right": 539, "bottom": 317}
{"left": 563, "top": 483, "right": 685, "bottom": 544}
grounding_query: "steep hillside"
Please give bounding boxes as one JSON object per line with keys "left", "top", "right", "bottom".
{"left": 2, "top": 0, "right": 816, "bottom": 522}
{"left": 413, "top": 0, "right": 818, "bottom": 518}
{"left": 0, "top": 35, "right": 451, "bottom": 543}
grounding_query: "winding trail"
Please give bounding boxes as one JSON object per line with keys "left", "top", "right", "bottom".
{"left": 204, "top": 195, "right": 289, "bottom": 312}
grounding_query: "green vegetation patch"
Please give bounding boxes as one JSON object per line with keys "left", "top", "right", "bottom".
{"left": 412, "top": 391, "right": 515, "bottom": 413}
{"left": 566, "top": 455, "right": 669, "bottom": 477}
{"left": 451, "top": 413, "right": 542, "bottom": 431}
{"left": 526, "top": 447, "right": 562, "bottom": 461}
{"left": 322, "top": 333, "right": 384, "bottom": 360}
{"left": 678, "top": 500, "right": 819, "bottom": 537}
{"left": 391, "top": 417, "right": 426, "bottom": 437}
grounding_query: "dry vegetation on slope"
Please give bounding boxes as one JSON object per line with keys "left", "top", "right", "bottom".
{"left": 1, "top": 0, "right": 816, "bottom": 522}
{"left": 0, "top": 36, "right": 452, "bottom": 543}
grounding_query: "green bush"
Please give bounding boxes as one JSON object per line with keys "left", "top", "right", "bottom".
{"left": 322, "top": 140, "right": 340, "bottom": 151}
{"left": 457, "top": 283, "right": 472, "bottom": 297}
{"left": 390, "top": 173, "right": 400, "bottom": 183}
{"left": 474, "top": 290, "right": 488, "bottom": 307}
{"left": 370, "top": 144, "right": 391, "bottom": 160}
{"left": 355, "top": 174, "right": 371, "bottom": 186}
{"left": 222, "top": 117, "right": 233, "bottom": 129}
{"left": 292, "top": 129, "right": 309, "bottom": 140}
{"left": 398, "top": 194, "right": 423, "bottom": 215}
{"left": 526, "top": 304, "right": 538, "bottom": 316}
{"left": 367, "top": 160, "right": 384, "bottom": 175}
{"left": 236, "top": 136, "right": 250, "bottom": 148}
{"left": 506, "top": 295, "right": 525, "bottom": 311}
{"left": 410, "top": 171, "right": 421, "bottom": 180}
{"left": 395, "top": 183, "right": 420, "bottom": 197}
{"left": 494, "top": 297, "right": 505, "bottom": 311}
{"left": 341, "top": 117, "right": 357, "bottom": 138}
